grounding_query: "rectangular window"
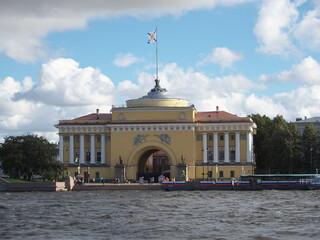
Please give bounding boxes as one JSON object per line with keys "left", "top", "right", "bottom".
{"left": 63, "top": 136, "right": 69, "bottom": 142}
{"left": 76, "top": 136, "right": 80, "bottom": 142}
{"left": 219, "top": 135, "right": 224, "bottom": 141}
{"left": 196, "top": 135, "right": 203, "bottom": 141}
{"left": 208, "top": 135, "right": 213, "bottom": 141}
{"left": 95, "top": 172, "right": 100, "bottom": 179}
{"left": 219, "top": 150, "right": 224, "bottom": 161}
{"left": 207, "top": 147, "right": 213, "bottom": 163}
{"left": 230, "top": 170, "right": 235, "bottom": 178}
{"left": 75, "top": 150, "right": 80, "bottom": 163}
{"left": 86, "top": 150, "right": 90, "bottom": 163}
{"left": 219, "top": 171, "right": 224, "bottom": 178}
{"left": 230, "top": 134, "right": 235, "bottom": 141}
{"left": 97, "top": 136, "right": 101, "bottom": 142}
{"left": 96, "top": 152, "right": 101, "bottom": 163}
{"left": 240, "top": 134, "right": 247, "bottom": 140}
{"left": 230, "top": 150, "right": 236, "bottom": 161}
{"left": 87, "top": 136, "right": 91, "bottom": 142}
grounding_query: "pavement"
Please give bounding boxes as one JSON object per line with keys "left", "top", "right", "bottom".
{"left": 72, "top": 183, "right": 162, "bottom": 191}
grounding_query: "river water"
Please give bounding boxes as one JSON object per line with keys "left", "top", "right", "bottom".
{"left": 1, "top": 190, "right": 320, "bottom": 240}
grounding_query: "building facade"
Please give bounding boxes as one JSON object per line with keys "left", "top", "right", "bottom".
{"left": 294, "top": 117, "right": 320, "bottom": 134}
{"left": 55, "top": 80, "right": 256, "bottom": 182}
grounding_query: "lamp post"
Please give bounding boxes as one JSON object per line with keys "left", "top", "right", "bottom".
{"left": 310, "top": 147, "right": 313, "bottom": 170}
{"left": 87, "top": 166, "right": 90, "bottom": 183}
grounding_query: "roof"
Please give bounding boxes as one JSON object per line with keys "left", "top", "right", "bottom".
{"left": 72, "top": 113, "right": 112, "bottom": 121}
{"left": 294, "top": 117, "right": 320, "bottom": 123}
{"left": 195, "top": 111, "right": 239, "bottom": 120}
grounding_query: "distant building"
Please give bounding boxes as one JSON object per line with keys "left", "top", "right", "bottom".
{"left": 293, "top": 117, "right": 320, "bottom": 134}
{"left": 55, "top": 80, "right": 256, "bottom": 182}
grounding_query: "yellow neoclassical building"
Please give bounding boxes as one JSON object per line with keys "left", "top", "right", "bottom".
{"left": 55, "top": 80, "right": 256, "bottom": 182}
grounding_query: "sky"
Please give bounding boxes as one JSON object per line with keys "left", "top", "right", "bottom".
{"left": 1, "top": 0, "right": 320, "bottom": 143}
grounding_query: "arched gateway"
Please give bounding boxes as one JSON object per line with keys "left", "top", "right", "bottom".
{"left": 128, "top": 142, "right": 177, "bottom": 182}
{"left": 56, "top": 79, "right": 256, "bottom": 182}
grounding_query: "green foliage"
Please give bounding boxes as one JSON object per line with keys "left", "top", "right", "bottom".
{"left": 301, "top": 124, "right": 318, "bottom": 169}
{"left": 0, "top": 135, "right": 65, "bottom": 180}
{"left": 250, "top": 114, "right": 311, "bottom": 173}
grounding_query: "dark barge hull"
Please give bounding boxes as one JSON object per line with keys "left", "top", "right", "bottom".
{"left": 161, "top": 182, "right": 314, "bottom": 191}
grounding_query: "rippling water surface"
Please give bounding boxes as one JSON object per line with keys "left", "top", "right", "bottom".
{"left": 1, "top": 190, "right": 320, "bottom": 239}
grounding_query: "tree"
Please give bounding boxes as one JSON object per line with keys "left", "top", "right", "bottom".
{"left": 301, "top": 124, "right": 318, "bottom": 171}
{"left": 0, "top": 135, "right": 65, "bottom": 180}
{"left": 249, "top": 114, "right": 272, "bottom": 171}
{"left": 250, "top": 114, "right": 302, "bottom": 173}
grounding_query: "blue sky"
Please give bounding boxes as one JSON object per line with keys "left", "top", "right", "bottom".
{"left": 1, "top": 0, "right": 320, "bottom": 142}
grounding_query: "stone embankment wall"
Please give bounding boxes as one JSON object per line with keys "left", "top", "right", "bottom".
{"left": 0, "top": 178, "right": 67, "bottom": 192}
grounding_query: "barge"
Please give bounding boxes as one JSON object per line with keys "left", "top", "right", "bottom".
{"left": 162, "top": 174, "right": 320, "bottom": 191}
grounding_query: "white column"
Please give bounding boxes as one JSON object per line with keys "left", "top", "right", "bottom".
{"left": 69, "top": 134, "right": 74, "bottom": 164}
{"left": 213, "top": 132, "right": 218, "bottom": 163}
{"left": 80, "top": 134, "right": 85, "bottom": 164}
{"left": 90, "top": 134, "right": 95, "bottom": 164}
{"left": 101, "top": 134, "right": 106, "bottom": 164}
{"left": 235, "top": 132, "right": 240, "bottom": 163}
{"left": 224, "top": 132, "right": 229, "bottom": 163}
{"left": 247, "top": 132, "right": 253, "bottom": 163}
{"left": 202, "top": 133, "right": 208, "bottom": 164}
{"left": 59, "top": 134, "right": 64, "bottom": 163}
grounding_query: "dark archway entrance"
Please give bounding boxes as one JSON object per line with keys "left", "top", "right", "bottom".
{"left": 137, "top": 150, "right": 170, "bottom": 183}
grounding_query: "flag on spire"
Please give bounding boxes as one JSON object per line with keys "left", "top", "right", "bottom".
{"left": 147, "top": 29, "right": 157, "bottom": 44}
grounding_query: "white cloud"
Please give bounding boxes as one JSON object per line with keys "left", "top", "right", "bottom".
{"left": 113, "top": 53, "right": 142, "bottom": 67}
{"left": 14, "top": 58, "right": 115, "bottom": 106}
{"left": 198, "top": 47, "right": 243, "bottom": 69}
{"left": 259, "top": 56, "right": 320, "bottom": 85}
{"left": 0, "top": 0, "right": 255, "bottom": 63}
{"left": 274, "top": 85, "right": 320, "bottom": 120}
{"left": 2, "top": 58, "right": 320, "bottom": 143}
{"left": 254, "top": 0, "right": 302, "bottom": 56}
{"left": 254, "top": 0, "right": 320, "bottom": 56}
{"left": 294, "top": 9, "right": 320, "bottom": 51}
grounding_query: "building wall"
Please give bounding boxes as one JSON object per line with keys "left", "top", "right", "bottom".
{"left": 56, "top": 108, "right": 255, "bottom": 181}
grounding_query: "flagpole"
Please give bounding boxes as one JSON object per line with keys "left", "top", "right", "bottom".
{"left": 155, "top": 26, "right": 159, "bottom": 80}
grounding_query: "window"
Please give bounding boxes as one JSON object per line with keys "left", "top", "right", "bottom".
{"left": 96, "top": 152, "right": 101, "bottom": 163}
{"left": 75, "top": 150, "right": 80, "bottom": 163}
{"left": 230, "top": 170, "right": 235, "bottom": 178}
{"left": 97, "top": 136, "right": 101, "bottom": 142}
{"left": 87, "top": 136, "right": 91, "bottom": 142}
{"left": 196, "top": 135, "right": 202, "bottom": 141}
{"left": 207, "top": 147, "right": 213, "bottom": 162}
{"left": 219, "top": 135, "right": 224, "bottom": 141}
{"left": 208, "top": 135, "right": 213, "bottom": 141}
{"left": 63, "top": 137, "right": 69, "bottom": 142}
{"left": 230, "top": 134, "right": 235, "bottom": 141}
{"left": 219, "top": 148, "right": 224, "bottom": 161}
{"left": 86, "top": 151, "right": 91, "bottom": 163}
{"left": 219, "top": 171, "right": 224, "bottom": 178}
{"left": 230, "top": 150, "right": 235, "bottom": 161}
{"left": 95, "top": 172, "right": 100, "bottom": 179}
{"left": 240, "top": 134, "right": 247, "bottom": 140}
{"left": 76, "top": 136, "right": 80, "bottom": 142}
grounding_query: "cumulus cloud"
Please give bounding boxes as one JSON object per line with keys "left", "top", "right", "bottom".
{"left": 14, "top": 58, "right": 115, "bottom": 106}
{"left": 0, "top": 0, "right": 254, "bottom": 63}
{"left": 254, "top": 0, "right": 301, "bottom": 55}
{"left": 259, "top": 56, "right": 320, "bottom": 85}
{"left": 2, "top": 57, "right": 320, "bottom": 143}
{"left": 113, "top": 53, "right": 143, "bottom": 67}
{"left": 294, "top": 9, "right": 320, "bottom": 51}
{"left": 254, "top": 0, "right": 320, "bottom": 56}
{"left": 198, "top": 47, "right": 243, "bottom": 69}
